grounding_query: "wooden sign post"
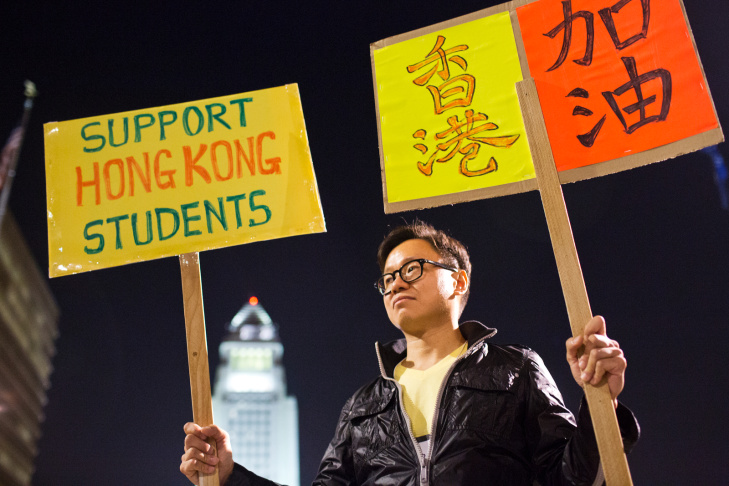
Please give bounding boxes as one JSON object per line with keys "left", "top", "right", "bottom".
{"left": 517, "top": 77, "right": 632, "bottom": 485}
{"left": 179, "top": 252, "right": 218, "bottom": 486}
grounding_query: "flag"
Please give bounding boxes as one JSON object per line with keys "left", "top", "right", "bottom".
{"left": 0, "top": 126, "right": 23, "bottom": 193}
{"left": 0, "top": 81, "right": 37, "bottom": 229}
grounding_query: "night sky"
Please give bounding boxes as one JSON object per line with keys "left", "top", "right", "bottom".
{"left": 2, "top": 1, "right": 729, "bottom": 484}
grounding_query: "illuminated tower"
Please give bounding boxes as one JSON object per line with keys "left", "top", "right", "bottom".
{"left": 212, "top": 297, "right": 299, "bottom": 486}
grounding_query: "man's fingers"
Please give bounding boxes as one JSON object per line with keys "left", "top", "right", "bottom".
{"left": 181, "top": 423, "right": 226, "bottom": 485}
{"left": 180, "top": 457, "right": 216, "bottom": 479}
{"left": 586, "top": 333, "right": 618, "bottom": 349}
{"left": 184, "top": 434, "right": 215, "bottom": 455}
{"left": 577, "top": 322, "right": 617, "bottom": 372}
{"left": 180, "top": 460, "right": 200, "bottom": 485}
{"left": 182, "top": 447, "right": 220, "bottom": 466}
{"left": 565, "top": 335, "right": 583, "bottom": 364}
{"left": 180, "top": 447, "right": 219, "bottom": 480}
{"left": 584, "top": 315, "right": 607, "bottom": 337}
{"left": 581, "top": 347, "right": 625, "bottom": 382}
{"left": 589, "top": 356, "right": 626, "bottom": 384}
{"left": 567, "top": 316, "right": 626, "bottom": 401}
{"left": 580, "top": 334, "right": 620, "bottom": 373}
{"left": 200, "top": 424, "right": 226, "bottom": 438}
{"left": 183, "top": 422, "right": 209, "bottom": 441}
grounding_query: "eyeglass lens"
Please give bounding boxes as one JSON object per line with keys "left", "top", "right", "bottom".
{"left": 379, "top": 260, "right": 423, "bottom": 293}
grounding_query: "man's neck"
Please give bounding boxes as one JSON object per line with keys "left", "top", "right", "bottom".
{"left": 400, "top": 322, "right": 466, "bottom": 371}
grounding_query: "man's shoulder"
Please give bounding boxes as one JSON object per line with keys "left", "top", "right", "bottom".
{"left": 458, "top": 341, "right": 551, "bottom": 380}
{"left": 472, "top": 342, "right": 558, "bottom": 388}
{"left": 479, "top": 341, "right": 541, "bottom": 364}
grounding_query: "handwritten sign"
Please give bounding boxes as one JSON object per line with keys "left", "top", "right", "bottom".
{"left": 371, "top": 0, "right": 722, "bottom": 212}
{"left": 517, "top": 0, "right": 720, "bottom": 176}
{"left": 372, "top": 11, "right": 536, "bottom": 210}
{"left": 44, "top": 84, "right": 325, "bottom": 277}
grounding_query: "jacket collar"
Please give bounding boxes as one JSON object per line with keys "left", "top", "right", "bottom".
{"left": 375, "top": 320, "right": 497, "bottom": 378}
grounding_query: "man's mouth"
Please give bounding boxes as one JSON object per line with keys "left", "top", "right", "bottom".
{"left": 392, "top": 295, "right": 414, "bottom": 307}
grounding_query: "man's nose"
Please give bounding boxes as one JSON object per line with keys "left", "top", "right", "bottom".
{"left": 390, "top": 272, "right": 409, "bottom": 293}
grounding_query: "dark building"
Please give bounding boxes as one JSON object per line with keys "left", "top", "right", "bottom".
{"left": 0, "top": 213, "right": 59, "bottom": 486}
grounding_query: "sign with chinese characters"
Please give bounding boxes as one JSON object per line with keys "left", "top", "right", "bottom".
{"left": 371, "top": 0, "right": 722, "bottom": 212}
{"left": 372, "top": 10, "right": 537, "bottom": 211}
{"left": 517, "top": 0, "right": 720, "bottom": 178}
{"left": 44, "top": 84, "right": 325, "bottom": 277}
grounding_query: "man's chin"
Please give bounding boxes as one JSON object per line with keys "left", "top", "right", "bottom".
{"left": 392, "top": 316, "right": 428, "bottom": 336}
{"left": 388, "top": 313, "right": 409, "bottom": 331}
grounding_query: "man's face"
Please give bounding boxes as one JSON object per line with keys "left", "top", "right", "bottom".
{"left": 382, "top": 238, "right": 460, "bottom": 333}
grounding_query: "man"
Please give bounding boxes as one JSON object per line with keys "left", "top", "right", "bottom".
{"left": 181, "top": 222, "right": 639, "bottom": 485}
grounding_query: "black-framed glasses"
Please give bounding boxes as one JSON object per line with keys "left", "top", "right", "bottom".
{"left": 375, "top": 258, "right": 458, "bottom": 296}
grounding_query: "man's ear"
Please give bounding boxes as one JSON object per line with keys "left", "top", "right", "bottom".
{"left": 453, "top": 270, "right": 469, "bottom": 295}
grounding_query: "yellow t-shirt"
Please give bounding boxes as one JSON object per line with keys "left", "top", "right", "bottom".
{"left": 394, "top": 343, "right": 467, "bottom": 443}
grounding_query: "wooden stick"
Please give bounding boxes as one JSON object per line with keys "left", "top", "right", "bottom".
{"left": 516, "top": 78, "right": 633, "bottom": 485}
{"left": 179, "top": 252, "right": 219, "bottom": 486}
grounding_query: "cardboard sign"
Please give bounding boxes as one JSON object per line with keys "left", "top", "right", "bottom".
{"left": 371, "top": 0, "right": 723, "bottom": 212}
{"left": 44, "top": 84, "right": 325, "bottom": 277}
{"left": 372, "top": 11, "right": 535, "bottom": 208}
{"left": 517, "top": 0, "right": 722, "bottom": 182}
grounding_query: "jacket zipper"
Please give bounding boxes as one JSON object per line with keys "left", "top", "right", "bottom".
{"left": 377, "top": 346, "right": 428, "bottom": 485}
{"left": 376, "top": 334, "right": 491, "bottom": 485}
{"left": 425, "top": 336, "right": 489, "bottom": 481}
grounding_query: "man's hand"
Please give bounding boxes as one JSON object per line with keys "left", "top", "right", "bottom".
{"left": 180, "top": 423, "right": 234, "bottom": 485}
{"left": 566, "top": 315, "right": 626, "bottom": 408}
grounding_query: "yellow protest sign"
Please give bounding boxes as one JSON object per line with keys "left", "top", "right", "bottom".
{"left": 372, "top": 11, "right": 535, "bottom": 211}
{"left": 44, "top": 84, "right": 325, "bottom": 277}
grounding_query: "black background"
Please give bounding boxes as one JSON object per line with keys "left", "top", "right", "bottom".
{"left": 2, "top": 1, "right": 728, "bottom": 484}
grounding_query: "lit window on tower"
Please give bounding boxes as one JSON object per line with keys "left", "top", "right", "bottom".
{"left": 231, "top": 348, "right": 274, "bottom": 371}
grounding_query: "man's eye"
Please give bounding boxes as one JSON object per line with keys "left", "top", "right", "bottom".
{"left": 404, "top": 263, "right": 419, "bottom": 275}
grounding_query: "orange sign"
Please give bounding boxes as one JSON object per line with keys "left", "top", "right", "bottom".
{"left": 517, "top": 0, "right": 720, "bottom": 172}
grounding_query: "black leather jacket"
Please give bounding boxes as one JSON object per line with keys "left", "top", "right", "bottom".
{"left": 229, "top": 321, "right": 639, "bottom": 486}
